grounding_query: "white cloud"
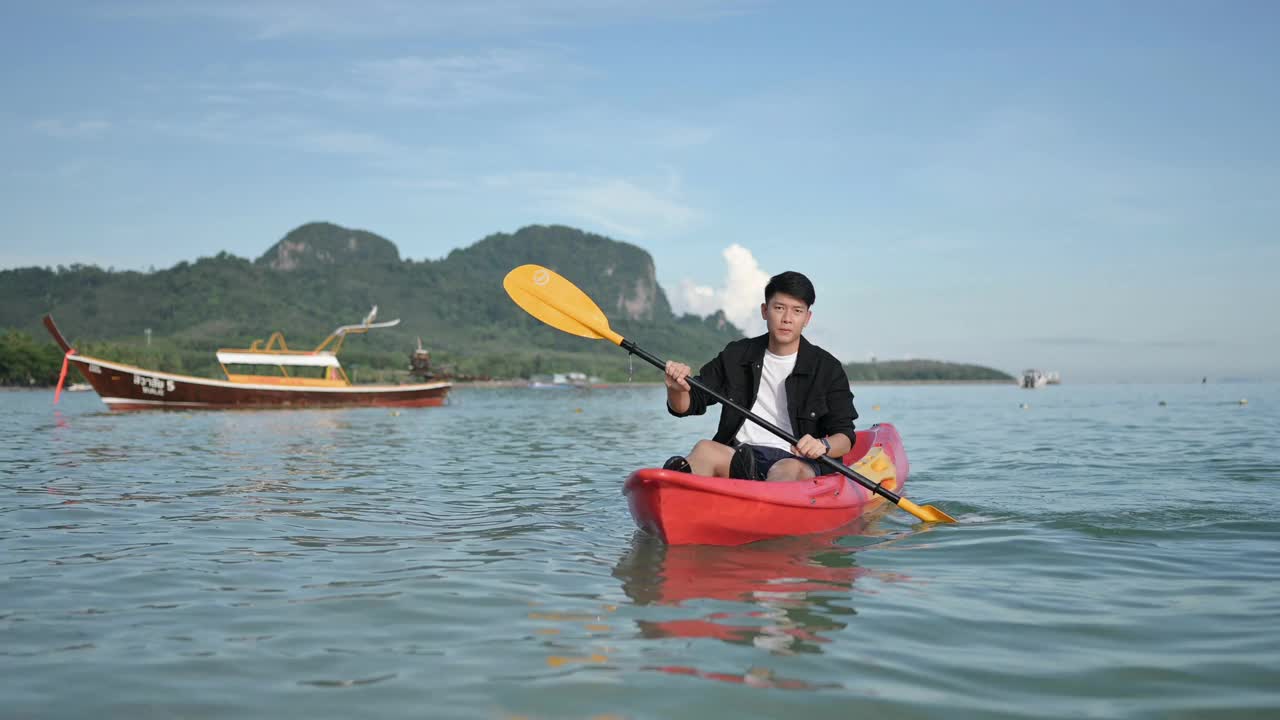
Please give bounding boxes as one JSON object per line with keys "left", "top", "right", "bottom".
{"left": 674, "top": 243, "right": 769, "bottom": 333}
{"left": 568, "top": 178, "right": 697, "bottom": 237}
{"left": 109, "top": 1, "right": 756, "bottom": 39}
{"left": 676, "top": 280, "right": 719, "bottom": 316}
{"left": 295, "top": 131, "right": 402, "bottom": 159}
{"left": 352, "top": 50, "right": 552, "bottom": 106}
{"left": 200, "top": 94, "right": 245, "bottom": 105}
{"left": 650, "top": 125, "right": 717, "bottom": 149}
{"left": 179, "top": 48, "right": 567, "bottom": 111}
{"left": 483, "top": 171, "right": 698, "bottom": 239}
{"left": 150, "top": 111, "right": 418, "bottom": 168}
{"left": 32, "top": 118, "right": 110, "bottom": 139}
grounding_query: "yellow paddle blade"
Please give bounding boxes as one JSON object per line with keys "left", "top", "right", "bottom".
{"left": 503, "top": 264, "right": 624, "bottom": 345}
{"left": 897, "top": 497, "right": 958, "bottom": 523}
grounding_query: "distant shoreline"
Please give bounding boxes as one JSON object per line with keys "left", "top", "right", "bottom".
{"left": 449, "top": 379, "right": 1018, "bottom": 388}
{"left": 5, "top": 379, "right": 1015, "bottom": 392}
{"left": 851, "top": 379, "right": 1015, "bottom": 386}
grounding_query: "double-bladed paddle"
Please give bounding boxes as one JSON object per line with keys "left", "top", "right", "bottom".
{"left": 503, "top": 263, "right": 957, "bottom": 524}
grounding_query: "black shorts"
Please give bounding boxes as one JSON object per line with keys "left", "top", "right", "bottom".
{"left": 743, "top": 444, "right": 824, "bottom": 478}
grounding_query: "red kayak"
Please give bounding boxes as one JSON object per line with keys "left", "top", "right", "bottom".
{"left": 624, "top": 423, "right": 909, "bottom": 546}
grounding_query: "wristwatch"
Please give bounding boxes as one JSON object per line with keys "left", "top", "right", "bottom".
{"left": 819, "top": 437, "right": 831, "bottom": 453}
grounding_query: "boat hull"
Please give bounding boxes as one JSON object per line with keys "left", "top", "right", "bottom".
{"left": 68, "top": 355, "right": 450, "bottom": 411}
{"left": 624, "top": 423, "right": 908, "bottom": 546}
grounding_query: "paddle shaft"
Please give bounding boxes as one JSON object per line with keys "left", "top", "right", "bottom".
{"left": 619, "top": 338, "right": 905, "bottom": 504}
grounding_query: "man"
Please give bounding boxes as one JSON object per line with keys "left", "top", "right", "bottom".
{"left": 662, "top": 271, "right": 857, "bottom": 482}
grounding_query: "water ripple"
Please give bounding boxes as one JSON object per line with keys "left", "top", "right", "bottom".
{"left": 2, "top": 384, "right": 1278, "bottom": 718}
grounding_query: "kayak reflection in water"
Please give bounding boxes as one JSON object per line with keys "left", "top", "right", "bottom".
{"left": 661, "top": 271, "right": 858, "bottom": 482}
{"left": 612, "top": 528, "right": 874, "bottom": 658}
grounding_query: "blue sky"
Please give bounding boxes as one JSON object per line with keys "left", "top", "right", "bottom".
{"left": 2, "top": 1, "right": 1276, "bottom": 382}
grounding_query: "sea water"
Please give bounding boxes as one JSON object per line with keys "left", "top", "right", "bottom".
{"left": 2, "top": 383, "right": 1277, "bottom": 719}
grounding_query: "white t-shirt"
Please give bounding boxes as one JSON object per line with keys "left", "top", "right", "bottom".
{"left": 734, "top": 349, "right": 797, "bottom": 451}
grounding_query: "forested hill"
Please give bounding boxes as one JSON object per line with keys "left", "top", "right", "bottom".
{"left": 844, "top": 359, "right": 1013, "bottom": 383}
{"left": 1, "top": 222, "right": 1014, "bottom": 384}
{"left": 0, "top": 223, "right": 739, "bottom": 381}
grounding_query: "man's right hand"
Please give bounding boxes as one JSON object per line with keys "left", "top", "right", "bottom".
{"left": 664, "top": 361, "right": 692, "bottom": 392}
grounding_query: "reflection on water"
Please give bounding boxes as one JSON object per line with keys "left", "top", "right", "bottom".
{"left": 526, "top": 603, "right": 622, "bottom": 673}
{"left": 641, "top": 664, "right": 842, "bottom": 691}
{"left": 607, "top": 519, "right": 911, "bottom": 690}
{"left": 520, "top": 524, "right": 911, "bottom": 690}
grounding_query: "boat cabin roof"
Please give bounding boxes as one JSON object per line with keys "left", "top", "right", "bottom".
{"left": 216, "top": 351, "right": 341, "bottom": 368}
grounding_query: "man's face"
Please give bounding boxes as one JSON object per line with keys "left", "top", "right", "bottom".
{"left": 760, "top": 292, "right": 811, "bottom": 343}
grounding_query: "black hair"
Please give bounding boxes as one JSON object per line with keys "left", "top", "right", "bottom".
{"left": 764, "top": 271, "right": 815, "bottom": 307}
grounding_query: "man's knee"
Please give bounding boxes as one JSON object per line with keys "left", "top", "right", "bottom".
{"left": 691, "top": 439, "right": 730, "bottom": 457}
{"left": 766, "top": 458, "right": 817, "bottom": 482}
{"left": 688, "top": 439, "right": 734, "bottom": 477}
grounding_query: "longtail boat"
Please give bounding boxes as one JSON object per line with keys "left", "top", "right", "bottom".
{"left": 44, "top": 308, "right": 450, "bottom": 411}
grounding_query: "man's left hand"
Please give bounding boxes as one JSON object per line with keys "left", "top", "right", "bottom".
{"left": 793, "top": 434, "right": 827, "bottom": 459}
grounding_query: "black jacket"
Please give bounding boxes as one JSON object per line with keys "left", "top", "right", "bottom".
{"left": 668, "top": 334, "right": 857, "bottom": 447}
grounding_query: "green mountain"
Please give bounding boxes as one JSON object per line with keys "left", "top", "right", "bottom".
{"left": 0, "top": 223, "right": 740, "bottom": 383}
{"left": 0, "top": 222, "right": 1013, "bottom": 385}
{"left": 256, "top": 222, "right": 403, "bottom": 270}
{"left": 844, "top": 359, "right": 1012, "bottom": 383}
